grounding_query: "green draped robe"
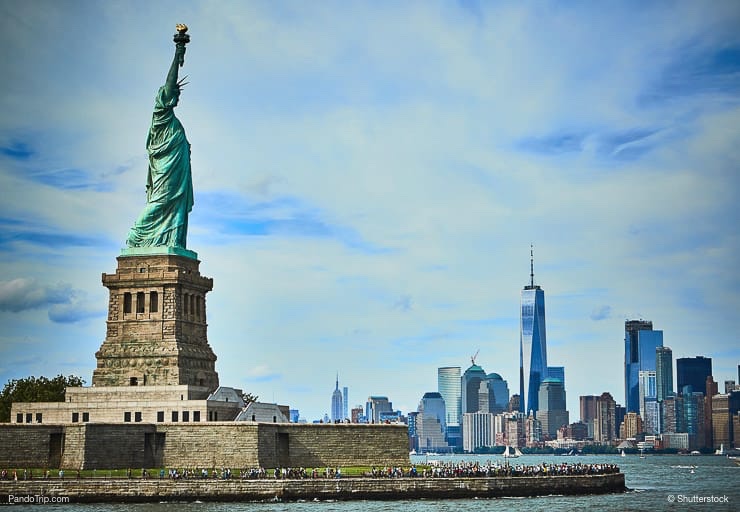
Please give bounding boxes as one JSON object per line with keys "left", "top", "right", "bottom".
{"left": 126, "top": 85, "right": 193, "bottom": 249}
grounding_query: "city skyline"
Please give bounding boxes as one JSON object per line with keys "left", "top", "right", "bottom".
{"left": 1, "top": 2, "right": 739, "bottom": 422}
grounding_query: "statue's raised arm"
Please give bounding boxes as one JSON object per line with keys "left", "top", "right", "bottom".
{"left": 125, "top": 25, "right": 195, "bottom": 254}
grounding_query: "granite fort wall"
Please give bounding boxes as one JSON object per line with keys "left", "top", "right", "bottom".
{"left": 0, "top": 425, "right": 63, "bottom": 468}
{"left": 0, "top": 422, "right": 409, "bottom": 470}
{"left": 0, "top": 474, "right": 626, "bottom": 502}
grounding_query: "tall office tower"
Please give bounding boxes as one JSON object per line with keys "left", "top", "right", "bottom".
{"left": 537, "top": 378, "right": 569, "bottom": 439}
{"left": 643, "top": 398, "right": 661, "bottom": 435}
{"left": 331, "top": 375, "right": 343, "bottom": 422}
{"left": 683, "top": 391, "right": 705, "bottom": 450}
{"left": 407, "top": 411, "right": 418, "bottom": 452}
{"left": 477, "top": 381, "right": 490, "bottom": 413}
{"left": 662, "top": 395, "right": 685, "bottom": 434}
{"left": 624, "top": 320, "right": 663, "bottom": 413}
{"left": 704, "top": 376, "right": 719, "bottom": 449}
{"left": 580, "top": 395, "right": 599, "bottom": 439}
{"left": 437, "top": 366, "right": 462, "bottom": 426}
{"left": 655, "top": 347, "right": 673, "bottom": 402}
{"left": 594, "top": 392, "right": 617, "bottom": 443}
{"left": 486, "top": 373, "right": 510, "bottom": 415}
{"left": 520, "top": 246, "right": 547, "bottom": 414}
{"left": 462, "top": 363, "right": 487, "bottom": 414}
{"left": 416, "top": 392, "right": 447, "bottom": 453}
{"left": 619, "top": 412, "right": 643, "bottom": 439}
{"left": 725, "top": 381, "right": 737, "bottom": 394}
{"left": 547, "top": 366, "right": 565, "bottom": 387}
{"left": 365, "top": 396, "right": 392, "bottom": 424}
{"left": 342, "top": 387, "right": 348, "bottom": 421}
{"left": 462, "top": 412, "right": 494, "bottom": 452}
{"left": 638, "top": 370, "right": 657, "bottom": 423}
{"left": 676, "top": 356, "right": 712, "bottom": 395}
{"left": 711, "top": 391, "right": 740, "bottom": 450}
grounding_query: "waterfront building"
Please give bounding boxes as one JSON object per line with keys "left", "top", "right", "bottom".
{"left": 711, "top": 391, "right": 740, "bottom": 450}
{"left": 676, "top": 356, "right": 712, "bottom": 395}
{"left": 566, "top": 421, "right": 588, "bottom": 441}
{"left": 594, "top": 392, "right": 617, "bottom": 444}
{"left": 662, "top": 432, "right": 690, "bottom": 450}
{"left": 462, "top": 412, "right": 494, "bottom": 452}
{"left": 416, "top": 392, "right": 447, "bottom": 453}
{"left": 331, "top": 375, "right": 343, "bottom": 422}
{"left": 619, "top": 412, "right": 643, "bottom": 439}
{"left": 537, "top": 378, "right": 569, "bottom": 439}
{"left": 462, "top": 363, "right": 487, "bottom": 414}
{"left": 624, "top": 320, "right": 663, "bottom": 413}
{"left": 580, "top": 395, "right": 598, "bottom": 439}
{"left": 704, "top": 376, "right": 718, "bottom": 449}
{"left": 505, "top": 412, "right": 526, "bottom": 448}
{"left": 437, "top": 366, "right": 462, "bottom": 426}
{"left": 655, "top": 347, "right": 673, "bottom": 402}
{"left": 526, "top": 411, "right": 542, "bottom": 446}
{"left": 520, "top": 247, "right": 548, "bottom": 415}
{"left": 365, "top": 396, "right": 393, "bottom": 424}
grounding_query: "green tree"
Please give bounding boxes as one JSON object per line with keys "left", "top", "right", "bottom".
{"left": 0, "top": 374, "right": 84, "bottom": 422}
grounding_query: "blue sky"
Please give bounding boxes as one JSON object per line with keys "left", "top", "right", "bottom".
{"left": 1, "top": 1, "right": 739, "bottom": 421}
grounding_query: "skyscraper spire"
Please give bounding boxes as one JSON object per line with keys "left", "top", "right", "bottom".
{"left": 530, "top": 244, "right": 534, "bottom": 288}
{"left": 336, "top": 373, "right": 339, "bottom": 390}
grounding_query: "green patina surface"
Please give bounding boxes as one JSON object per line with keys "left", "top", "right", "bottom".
{"left": 125, "top": 28, "right": 194, "bottom": 254}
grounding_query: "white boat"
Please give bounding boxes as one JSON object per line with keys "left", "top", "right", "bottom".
{"left": 503, "top": 445, "right": 522, "bottom": 458}
{"left": 715, "top": 444, "right": 725, "bottom": 455}
{"left": 689, "top": 450, "right": 701, "bottom": 456}
{"left": 621, "top": 450, "right": 626, "bottom": 457}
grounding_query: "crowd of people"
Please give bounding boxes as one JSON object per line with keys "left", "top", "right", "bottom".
{"left": 1, "top": 462, "right": 619, "bottom": 481}
{"left": 417, "top": 461, "right": 620, "bottom": 478}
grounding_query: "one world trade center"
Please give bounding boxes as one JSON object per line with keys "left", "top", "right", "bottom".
{"left": 520, "top": 246, "right": 547, "bottom": 415}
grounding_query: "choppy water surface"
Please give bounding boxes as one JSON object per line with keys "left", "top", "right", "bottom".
{"left": 13, "top": 454, "right": 739, "bottom": 511}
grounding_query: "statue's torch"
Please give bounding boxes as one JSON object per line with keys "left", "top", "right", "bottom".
{"left": 173, "top": 24, "right": 190, "bottom": 67}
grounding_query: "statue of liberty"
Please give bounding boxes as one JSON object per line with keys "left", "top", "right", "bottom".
{"left": 126, "top": 25, "right": 194, "bottom": 254}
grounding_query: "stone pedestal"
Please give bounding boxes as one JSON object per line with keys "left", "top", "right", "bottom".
{"left": 92, "top": 254, "right": 219, "bottom": 390}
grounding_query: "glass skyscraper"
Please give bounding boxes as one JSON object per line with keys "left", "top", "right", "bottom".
{"left": 462, "top": 363, "right": 487, "bottom": 414}
{"left": 520, "top": 247, "right": 547, "bottom": 414}
{"left": 676, "top": 356, "right": 713, "bottom": 395}
{"left": 624, "top": 320, "right": 663, "bottom": 413}
{"left": 438, "top": 366, "right": 462, "bottom": 426}
{"left": 655, "top": 346, "right": 673, "bottom": 402}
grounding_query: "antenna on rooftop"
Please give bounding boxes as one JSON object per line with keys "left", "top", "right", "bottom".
{"left": 530, "top": 244, "right": 535, "bottom": 288}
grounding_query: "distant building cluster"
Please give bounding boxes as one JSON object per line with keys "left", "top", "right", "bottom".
{"left": 322, "top": 249, "right": 740, "bottom": 454}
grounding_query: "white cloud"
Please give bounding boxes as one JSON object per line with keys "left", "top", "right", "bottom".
{"left": 1, "top": 1, "right": 739, "bottom": 419}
